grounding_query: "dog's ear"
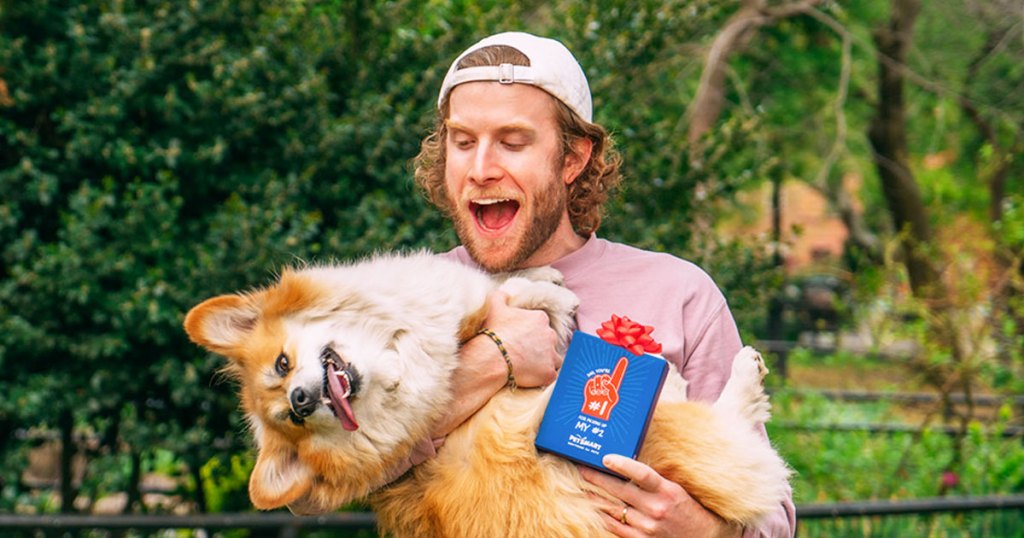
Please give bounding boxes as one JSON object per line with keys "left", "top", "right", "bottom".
{"left": 249, "top": 443, "right": 314, "bottom": 509}
{"left": 184, "top": 294, "right": 260, "bottom": 355}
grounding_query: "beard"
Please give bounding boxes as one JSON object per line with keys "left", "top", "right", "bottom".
{"left": 448, "top": 166, "right": 569, "bottom": 274}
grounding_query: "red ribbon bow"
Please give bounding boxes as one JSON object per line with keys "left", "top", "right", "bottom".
{"left": 596, "top": 314, "right": 663, "bottom": 356}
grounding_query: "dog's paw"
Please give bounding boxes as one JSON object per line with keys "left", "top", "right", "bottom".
{"left": 499, "top": 277, "right": 579, "bottom": 350}
{"left": 733, "top": 346, "right": 769, "bottom": 384}
{"left": 715, "top": 346, "right": 771, "bottom": 425}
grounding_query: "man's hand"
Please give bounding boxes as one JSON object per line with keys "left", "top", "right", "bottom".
{"left": 579, "top": 454, "right": 742, "bottom": 538}
{"left": 481, "top": 290, "right": 562, "bottom": 387}
{"left": 431, "top": 290, "right": 561, "bottom": 437}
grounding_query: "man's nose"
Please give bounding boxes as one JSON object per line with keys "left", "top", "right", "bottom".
{"left": 469, "top": 142, "right": 502, "bottom": 185}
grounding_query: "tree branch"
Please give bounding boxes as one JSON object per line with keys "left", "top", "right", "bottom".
{"left": 687, "top": 0, "right": 824, "bottom": 163}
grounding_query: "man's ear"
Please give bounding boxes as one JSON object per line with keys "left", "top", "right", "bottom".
{"left": 562, "top": 137, "right": 594, "bottom": 185}
{"left": 249, "top": 442, "right": 314, "bottom": 510}
{"left": 183, "top": 294, "right": 259, "bottom": 355}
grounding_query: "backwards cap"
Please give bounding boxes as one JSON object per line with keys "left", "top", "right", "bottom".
{"left": 437, "top": 31, "right": 593, "bottom": 123}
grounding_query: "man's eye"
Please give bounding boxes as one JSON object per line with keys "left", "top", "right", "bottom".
{"left": 275, "top": 353, "right": 290, "bottom": 376}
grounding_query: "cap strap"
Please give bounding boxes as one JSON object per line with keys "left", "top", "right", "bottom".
{"left": 448, "top": 63, "right": 536, "bottom": 87}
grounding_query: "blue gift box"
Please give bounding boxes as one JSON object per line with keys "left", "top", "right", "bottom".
{"left": 535, "top": 330, "right": 669, "bottom": 476}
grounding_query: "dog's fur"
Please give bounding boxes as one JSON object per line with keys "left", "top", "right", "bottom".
{"left": 184, "top": 251, "right": 790, "bottom": 537}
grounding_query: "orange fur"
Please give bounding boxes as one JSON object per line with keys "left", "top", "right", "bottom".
{"left": 456, "top": 303, "right": 489, "bottom": 344}
{"left": 372, "top": 385, "right": 788, "bottom": 536}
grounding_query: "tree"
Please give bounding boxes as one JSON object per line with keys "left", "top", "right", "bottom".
{"left": 686, "top": 0, "right": 1023, "bottom": 488}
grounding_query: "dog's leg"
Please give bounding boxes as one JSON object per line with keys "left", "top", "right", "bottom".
{"left": 640, "top": 398, "right": 790, "bottom": 526}
{"left": 641, "top": 351, "right": 787, "bottom": 526}
{"left": 713, "top": 346, "right": 771, "bottom": 426}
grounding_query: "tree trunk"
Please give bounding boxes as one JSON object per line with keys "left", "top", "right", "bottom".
{"left": 867, "top": 0, "right": 942, "bottom": 301}
{"left": 867, "top": 0, "right": 988, "bottom": 484}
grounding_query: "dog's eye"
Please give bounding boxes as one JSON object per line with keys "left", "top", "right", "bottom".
{"left": 275, "top": 353, "right": 290, "bottom": 376}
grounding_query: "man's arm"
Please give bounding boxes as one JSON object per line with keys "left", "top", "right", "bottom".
{"left": 431, "top": 290, "right": 564, "bottom": 436}
{"left": 379, "top": 291, "right": 563, "bottom": 482}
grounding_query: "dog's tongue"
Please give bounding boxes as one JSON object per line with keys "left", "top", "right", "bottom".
{"left": 326, "top": 362, "right": 359, "bottom": 431}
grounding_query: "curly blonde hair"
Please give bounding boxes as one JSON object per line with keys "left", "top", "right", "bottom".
{"left": 413, "top": 45, "right": 622, "bottom": 235}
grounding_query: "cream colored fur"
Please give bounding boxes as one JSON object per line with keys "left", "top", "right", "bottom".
{"left": 184, "top": 251, "right": 790, "bottom": 537}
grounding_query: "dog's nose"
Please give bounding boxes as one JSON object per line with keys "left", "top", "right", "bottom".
{"left": 290, "top": 387, "right": 319, "bottom": 417}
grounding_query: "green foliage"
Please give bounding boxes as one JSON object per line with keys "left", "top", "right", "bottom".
{"left": 1, "top": 0, "right": 369, "bottom": 511}
{"left": 200, "top": 453, "right": 255, "bottom": 514}
{"left": 771, "top": 389, "right": 1024, "bottom": 503}
{"left": 692, "top": 235, "right": 783, "bottom": 342}
{"left": 996, "top": 194, "right": 1024, "bottom": 251}
{"left": 0, "top": 0, "right": 752, "bottom": 514}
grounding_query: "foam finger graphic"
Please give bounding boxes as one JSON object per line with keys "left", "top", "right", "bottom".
{"left": 610, "top": 356, "right": 628, "bottom": 389}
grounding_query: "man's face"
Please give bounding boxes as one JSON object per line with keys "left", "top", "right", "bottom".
{"left": 443, "top": 82, "right": 574, "bottom": 273}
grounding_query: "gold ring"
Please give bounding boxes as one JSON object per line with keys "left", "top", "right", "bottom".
{"left": 620, "top": 505, "right": 629, "bottom": 525}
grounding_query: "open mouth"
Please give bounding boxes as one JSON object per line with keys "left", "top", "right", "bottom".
{"left": 470, "top": 198, "right": 520, "bottom": 233}
{"left": 320, "top": 347, "right": 360, "bottom": 431}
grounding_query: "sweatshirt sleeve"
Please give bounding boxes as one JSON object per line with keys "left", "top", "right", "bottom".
{"left": 742, "top": 481, "right": 797, "bottom": 538}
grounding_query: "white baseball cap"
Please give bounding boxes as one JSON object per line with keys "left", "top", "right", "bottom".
{"left": 437, "top": 32, "right": 593, "bottom": 123}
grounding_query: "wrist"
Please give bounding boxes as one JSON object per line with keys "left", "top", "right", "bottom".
{"left": 477, "top": 328, "right": 516, "bottom": 391}
{"left": 460, "top": 333, "right": 511, "bottom": 390}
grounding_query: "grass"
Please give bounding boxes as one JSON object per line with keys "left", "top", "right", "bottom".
{"left": 781, "top": 349, "right": 923, "bottom": 392}
{"left": 761, "top": 345, "right": 1024, "bottom": 536}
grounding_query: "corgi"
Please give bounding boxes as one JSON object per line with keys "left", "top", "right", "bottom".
{"left": 184, "top": 251, "right": 789, "bottom": 537}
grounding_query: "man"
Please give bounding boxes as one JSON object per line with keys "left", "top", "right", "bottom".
{"left": 411, "top": 32, "right": 795, "bottom": 537}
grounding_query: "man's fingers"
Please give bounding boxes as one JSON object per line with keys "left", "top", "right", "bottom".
{"left": 579, "top": 466, "right": 648, "bottom": 535}
{"left": 602, "top": 454, "right": 663, "bottom": 493}
{"left": 579, "top": 465, "right": 626, "bottom": 496}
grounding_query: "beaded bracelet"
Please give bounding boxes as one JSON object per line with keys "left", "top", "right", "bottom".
{"left": 477, "top": 328, "right": 516, "bottom": 391}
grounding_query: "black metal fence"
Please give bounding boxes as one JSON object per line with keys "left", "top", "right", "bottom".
{"left": 783, "top": 388, "right": 1024, "bottom": 408}
{"left": 3, "top": 496, "right": 1024, "bottom": 535}
{"left": 0, "top": 512, "right": 376, "bottom": 537}
{"left": 773, "top": 420, "right": 1024, "bottom": 437}
{"left": 797, "top": 494, "right": 1024, "bottom": 519}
